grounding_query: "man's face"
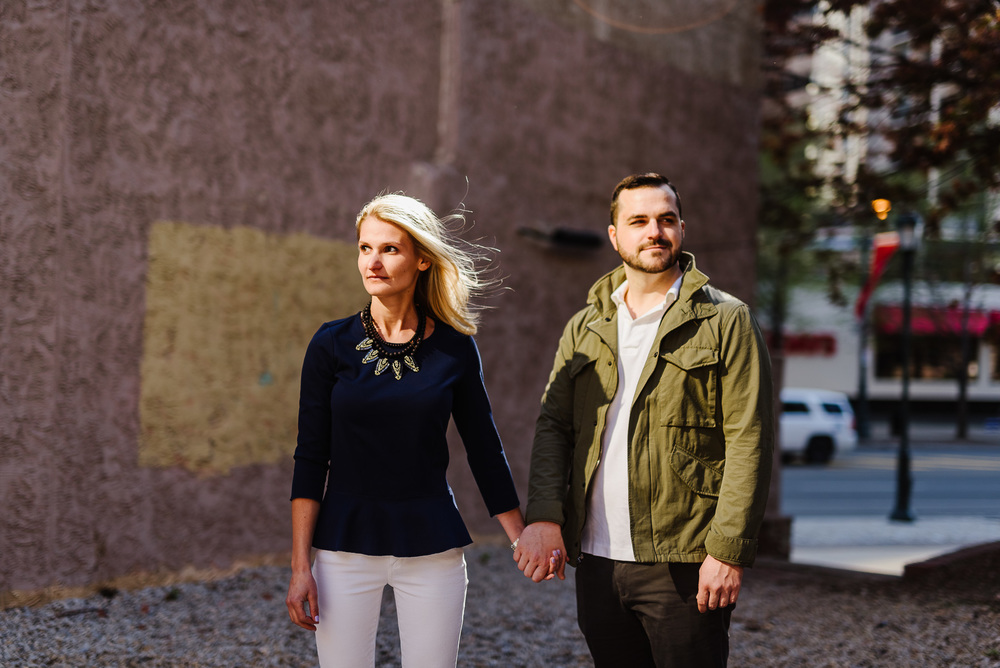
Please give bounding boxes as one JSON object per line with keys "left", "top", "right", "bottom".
{"left": 608, "top": 186, "right": 685, "bottom": 275}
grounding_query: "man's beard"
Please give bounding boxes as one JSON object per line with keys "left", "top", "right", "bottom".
{"left": 618, "top": 240, "right": 682, "bottom": 274}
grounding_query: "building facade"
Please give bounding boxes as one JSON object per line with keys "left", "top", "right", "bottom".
{"left": 1, "top": 0, "right": 764, "bottom": 601}
{"left": 780, "top": 283, "right": 1000, "bottom": 408}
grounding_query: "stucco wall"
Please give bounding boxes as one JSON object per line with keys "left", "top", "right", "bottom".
{"left": 0, "top": 0, "right": 761, "bottom": 599}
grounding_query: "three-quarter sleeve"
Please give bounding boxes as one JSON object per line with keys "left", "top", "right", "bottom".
{"left": 290, "top": 325, "right": 336, "bottom": 501}
{"left": 451, "top": 337, "right": 521, "bottom": 517}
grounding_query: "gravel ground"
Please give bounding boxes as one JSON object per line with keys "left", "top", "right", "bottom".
{"left": 2, "top": 543, "right": 999, "bottom": 667}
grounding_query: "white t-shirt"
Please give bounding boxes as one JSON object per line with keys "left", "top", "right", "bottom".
{"left": 581, "top": 276, "right": 682, "bottom": 561}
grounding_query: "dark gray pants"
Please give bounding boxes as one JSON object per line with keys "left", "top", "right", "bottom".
{"left": 576, "top": 554, "right": 732, "bottom": 668}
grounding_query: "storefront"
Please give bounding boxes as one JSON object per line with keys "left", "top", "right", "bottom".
{"left": 873, "top": 304, "right": 1000, "bottom": 383}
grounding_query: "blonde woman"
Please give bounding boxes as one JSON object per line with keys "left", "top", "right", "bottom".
{"left": 285, "top": 193, "right": 527, "bottom": 667}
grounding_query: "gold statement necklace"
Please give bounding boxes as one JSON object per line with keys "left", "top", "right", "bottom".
{"left": 356, "top": 302, "right": 425, "bottom": 380}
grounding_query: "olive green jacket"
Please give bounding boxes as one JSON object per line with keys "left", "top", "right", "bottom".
{"left": 525, "top": 253, "right": 774, "bottom": 567}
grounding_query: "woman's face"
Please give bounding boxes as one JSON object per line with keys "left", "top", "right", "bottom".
{"left": 357, "top": 215, "right": 430, "bottom": 301}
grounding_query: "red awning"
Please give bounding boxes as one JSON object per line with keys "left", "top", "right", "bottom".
{"left": 874, "top": 304, "right": 997, "bottom": 336}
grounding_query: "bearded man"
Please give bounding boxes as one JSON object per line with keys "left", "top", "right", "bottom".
{"left": 515, "top": 173, "right": 774, "bottom": 668}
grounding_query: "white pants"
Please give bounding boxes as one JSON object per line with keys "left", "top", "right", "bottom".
{"left": 312, "top": 548, "right": 468, "bottom": 668}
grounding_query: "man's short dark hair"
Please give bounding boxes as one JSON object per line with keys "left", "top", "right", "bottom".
{"left": 610, "top": 173, "right": 682, "bottom": 225}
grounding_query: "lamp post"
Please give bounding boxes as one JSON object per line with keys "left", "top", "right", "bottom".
{"left": 890, "top": 213, "right": 918, "bottom": 522}
{"left": 857, "top": 199, "right": 891, "bottom": 441}
{"left": 856, "top": 232, "right": 871, "bottom": 440}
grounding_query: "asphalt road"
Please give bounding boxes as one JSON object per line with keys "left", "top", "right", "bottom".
{"left": 781, "top": 443, "right": 1000, "bottom": 519}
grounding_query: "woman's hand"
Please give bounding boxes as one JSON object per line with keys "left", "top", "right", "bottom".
{"left": 286, "top": 569, "right": 319, "bottom": 631}
{"left": 287, "top": 498, "right": 322, "bottom": 630}
{"left": 513, "top": 521, "right": 566, "bottom": 582}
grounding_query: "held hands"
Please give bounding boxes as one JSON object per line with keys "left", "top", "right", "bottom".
{"left": 513, "top": 521, "right": 566, "bottom": 582}
{"left": 286, "top": 569, "right": 320, "bottom": 631}
{"left": 696, "top": 554, "right": 743, "bottom": 613}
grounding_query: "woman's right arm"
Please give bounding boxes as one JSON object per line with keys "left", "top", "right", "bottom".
{"left": 286, "top": 497, "right": 321, "bottom": 631}
{"left": 286, "top": 326, "right": 337, "bottom": 631}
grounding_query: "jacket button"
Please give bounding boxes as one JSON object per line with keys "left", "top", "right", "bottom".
{"left": 605, "top": 317, "right": 611, "bottom": 322}
{"left": 607, "top": 361, "right": 612, "bottom": 366}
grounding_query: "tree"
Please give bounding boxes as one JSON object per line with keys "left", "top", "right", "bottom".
{"left": 758, "top": 0, "right": 845, "bottom": 346}
{"left": 839, "top": 0, "right": 1000, "bottom": 436}
{"left": 807, "top": 0, "right": 1000, "bottom": 230}
{"left": 761, "top": 0, "right": 1000, "bottom": 438}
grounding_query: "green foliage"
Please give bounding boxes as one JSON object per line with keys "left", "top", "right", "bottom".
{"left": 759, "top": 0, "right": 1000, "bottom": 337}
{"left": 788, "top": 0, "right": 1000, "bottom": 232}
{"left": 758, "top": 0, "right": 843, "bottom": 325}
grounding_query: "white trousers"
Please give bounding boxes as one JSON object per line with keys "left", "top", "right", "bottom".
{"left": 312, "top": 548, "right": 468, "bottom": 668}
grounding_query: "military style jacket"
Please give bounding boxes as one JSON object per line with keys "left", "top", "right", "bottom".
{"left": 526, "top": 253, "right": 774, "bottom": 567}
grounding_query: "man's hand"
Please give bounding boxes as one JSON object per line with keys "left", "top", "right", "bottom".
{"left": 696, "top": 554, "right": 743, "bottom": 613}
{"left": 514, "top": 521, "right": 566, "bottom": 582}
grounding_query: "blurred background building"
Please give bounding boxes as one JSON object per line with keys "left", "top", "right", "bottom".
{"left": 758, "top": 1, "right": 1000, "bottom": 433}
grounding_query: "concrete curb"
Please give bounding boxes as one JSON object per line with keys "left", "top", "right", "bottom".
{"left": 754, "top": 556, "right": 900, "bottom": 582}
{"left": 756, "top": 540, "right": 1000, "bottom": 585}
{"left": 902, "top": 540, "right": 1000, "bottom": 582}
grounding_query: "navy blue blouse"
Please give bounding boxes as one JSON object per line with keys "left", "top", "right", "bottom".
{"left": 290, "top": 313, "right": 520, "bottom": 557}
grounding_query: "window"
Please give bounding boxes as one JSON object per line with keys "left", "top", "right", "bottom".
{"left": 782, "top": 402, "right": 810, "bottom": 414}
{"left": 821, "top": 403, "right": 844, "bottom": 415}
{"left": 874, "top": 334, "right": 980, "bottom": 380}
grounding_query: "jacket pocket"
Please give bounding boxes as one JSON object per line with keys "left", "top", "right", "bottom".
{"left": 659, "top": 346, "right": 718, "bottom": 429}
{"left": 667, "top": 428, "right": 724, "bottom": 498}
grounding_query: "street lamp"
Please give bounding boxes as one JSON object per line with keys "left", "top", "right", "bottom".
{"left": 856, "top": 198, "right": 892, "bottom": 440}
{"left": 872, "top": 198, "right": 892, "bottom": 221}
{"left": 890, "top": 212, "right": 919, "bottom": 522}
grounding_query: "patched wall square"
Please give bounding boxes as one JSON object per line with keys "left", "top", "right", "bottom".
{"left": 140, "top": 222, "right": 367, "bottom": 474}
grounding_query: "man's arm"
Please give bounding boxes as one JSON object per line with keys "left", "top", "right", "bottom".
{"left": 518, "top": 315, "right": 582, "bottom": 582}
{"left": 694, "top": 303, "right": 772, "bottom": 612}
{"left": 704, "top": 302, "right": 775, "bottom": 567}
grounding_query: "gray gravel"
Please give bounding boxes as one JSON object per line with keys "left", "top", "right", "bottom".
{"left": 3, "top": 543, "right": 999, "bottom": 667}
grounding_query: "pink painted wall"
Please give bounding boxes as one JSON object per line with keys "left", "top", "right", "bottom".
{"left": 0, "top": 0, "right": 761, "bottom": 596}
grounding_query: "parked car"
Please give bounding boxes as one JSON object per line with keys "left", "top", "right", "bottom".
{"left": 779, "top": 387, "right": 858, "bottom": 464}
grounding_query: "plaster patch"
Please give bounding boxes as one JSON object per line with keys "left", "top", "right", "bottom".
{"left": 140, "top": 222, "right": 367, "bottom": 474}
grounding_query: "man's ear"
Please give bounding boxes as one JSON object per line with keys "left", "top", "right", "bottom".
{"left": 607, "top": 224, "right": 619, "bottom": 252}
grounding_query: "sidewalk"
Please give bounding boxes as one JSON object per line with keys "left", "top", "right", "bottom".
{"left": 789, "top": 515, "right": 1000, "bottom": 575}
{"left": 786, "top": 417, "right": 1000, "bottom": 576}
{"left": 862, "top": 417, "right": 1000, "bottom": 445}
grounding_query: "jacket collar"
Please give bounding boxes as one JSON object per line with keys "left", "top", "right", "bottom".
{"left": 584, "top": 252, "right": 716, "bottom": 349}
{"left": 586, "top": 252, "right": 709, "bottom": 317}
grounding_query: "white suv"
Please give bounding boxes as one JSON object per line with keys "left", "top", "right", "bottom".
{"left": 780, "top": 388, "right": 858, "bottom": 464}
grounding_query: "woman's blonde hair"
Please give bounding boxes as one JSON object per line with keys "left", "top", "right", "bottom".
{"left": 355, "top": 193, "right": 496, "bottom": 335}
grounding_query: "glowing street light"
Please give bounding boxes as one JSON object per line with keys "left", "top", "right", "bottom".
{"left": 872, "top": 198, "right": 892, "bottom": 221}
